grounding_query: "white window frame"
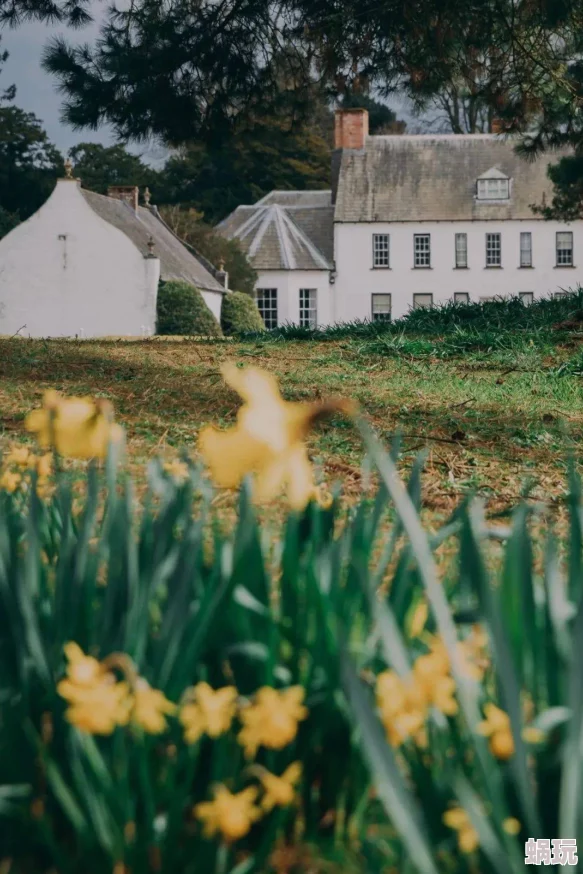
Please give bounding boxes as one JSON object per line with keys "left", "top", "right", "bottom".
{"left": 556, "top": 232, "right": 574, "bottom": 267}
{"left": 454, "top": 292, "right": 470, "bottom": 304}
{"left": 413, "top": 293, "right": 433, "bottom": 310}
{"left": 477, "top": 178, "right": 510, "bottom": 200}
{"left": 520, "top": 232, "right": 533, "bottom": 268}
{"left": 372, "top": 234, "right": 390, "bottom": 268}
{"left": 455, "top": 233, "right": 468, "bottom": 268}
{"left": 519, "top": 292, "right": 534, "bottom": 305}
{"left": 371, "top": 293, "right": 392, "bottom": 321}
{"left": 414, "top": 234, "right": 431, "bottom": 268}
{"left": 486, "top": 232, "right": 502, "bottom": 267}
{"left": 255, "top": 288, "right": 278, "bottom": 329}
{"left": 299, "top": 288, "right": 317, "bottom": 328}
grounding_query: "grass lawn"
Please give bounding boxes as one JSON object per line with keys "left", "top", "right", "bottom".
{"left": 1, "top": 313, "right": 583, "bottom": 524}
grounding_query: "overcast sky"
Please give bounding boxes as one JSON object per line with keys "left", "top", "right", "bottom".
{"left": 1, "top": 7, "right": 421, "bottom": 164}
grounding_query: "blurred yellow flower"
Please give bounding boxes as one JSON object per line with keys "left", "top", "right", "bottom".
{"left": 477, "top": 703, "right": 515, "bottom": 760}
{"left": 257, "top": 762, "right": 302, "bottom": 813}
{"left": 413, "top": 654, "right": 458, "bottom": 716}
{"left": 375, "top": 670, "right": 428, "bottom": 747}
{"left": 0, "top": 469, "right": 21, "bottom": 493}
{"left": 194, "top": 785, "right": 262, "bottom": 842}
{"left": 4, "top": 445, "right": 32, "bottom": 467}
{"left": 409, "top": 601, "right": 428, "bottom": 638}
{"left": 179, "top": 682, "right": 238, "bottom": 744}
{"left": 36, "top": 453, "right": 53, "bottom": 478}
{"left": 61, "top": 641, "right": 104, "bottom": 688}
{"left": 25, "top": 390, "right": 124, "bottom": 460}
{"left": 522, "top": 726, "right": 544, "bottom": 744}
{"left": 503, "top": 817, "right": 521, "bottom": 836}
{"left": 62, "top": 679, "right": 132, "bottom": 735}
{"left": 132, "top": 680, "right": 176, "bottom": 734}
{"left": 198, "top": 363, "right": 356, "bottom": 511}
{"left": 443, "top": 806, "right": 479, "bottom": 853}
{"left": 164, "top": 459, "right": 190, "bottom": 483}
{"left": 238, "top": 686, "right": 308, "bottom": 759}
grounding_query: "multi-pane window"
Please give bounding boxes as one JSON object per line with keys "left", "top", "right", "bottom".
{"left": 371, "top": 293, "right": 392, "bottom": 321}
{"left": 454, "top": 292, "right": 470, "bottom": 304}
{"left": 373, "top": 234, "right": 390, "bottom": 268}
{"left": 519, "top": 292, "right": 534, "bottom": 305}
{"left": 477, "top": 178, "right": 510, "bottom": 200}
{"left": 556, "top": 232, "right": 574, "bottom": 266}
{"left": 520, "top": 232, "right": 533, "bottom": 267}
{"left": 299, "top": 288, "right": 317, "bottom": 328}
{"left": 455, "top": 233, "right": 468, "bottom": 268}
{"left": 486, "top": 233, "right": 502, "bottom": 267}
{"left": 414, "top": 234, "right": 431, "bottom": 267}
{"left": 255, "top": 288, "right": 278, "bottom": 329}
{"left": 413, "top": 293, "right": 433, "bottom": 309}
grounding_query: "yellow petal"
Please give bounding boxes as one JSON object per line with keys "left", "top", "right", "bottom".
{"left": 522, "top": 726, "right": 544, "bottom": 744}
{"left": 285, "top": 445, "right": 316, "bottom": 511}
{"left": 198, "top": 425, "right": 266, "bottom": 489}
{"left": 503, "top": 817, "right": 521, "bottom": 835}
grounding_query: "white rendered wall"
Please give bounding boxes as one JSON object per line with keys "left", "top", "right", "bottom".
{"left": 0, "top": 179, "right": 159, "bottom": 338}
{"left": 334, "top": 220, "right": 583, "bottom": 322}
{"left": 201, "top": 290, "right": 223, "bottom": 323}
{"left": 253, "top": 270, "right": 333, "bottom": 327}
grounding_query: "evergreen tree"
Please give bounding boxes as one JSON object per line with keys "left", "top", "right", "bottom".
{"left": 69, "top": 142, "right": 157, "bottom": 194}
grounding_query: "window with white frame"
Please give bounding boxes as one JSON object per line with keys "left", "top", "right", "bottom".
{"left": 486, "top": 233, "right": 502, "bottom": 267}
{"left": 255, "top": 288, "right": 278, "bottom": 329}
{"left": 414, "top": 234, "right": 431, "bottom": 267}
{"left": 373, "top": 234, "right": 390, "bottom": 268}
{"left": 371, "top": 293, "right": 392, "bottom": 321}
{"left": 553, "top": 291, "right": 567, "bottom": 299}
{"left": 519, "top": 292, "right": 534, "bottom": 305}
{"left": 413, "top": 293, "right": 433, "bottom": 309}
{"left": 455, "top": 233, "right": 468, "bottom": 268}
{"left": 556, "top": 232, "right": 574, "bottom": 266}
{"left": 299, "top": 289, "right": 317, "bottom": 328}
{"left": 477, "top": 178, "right": 510, "bottom": 200}
{"left": 454, "top": 292, "right": 470, "bottom": 304}
{"left": 520, "top": 232, "right": 533, "bottom": 267}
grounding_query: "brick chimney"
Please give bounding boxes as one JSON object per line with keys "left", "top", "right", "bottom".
{"left": 334, "top": 108, "right": 369, "bottom": 150}
{"left": 107, "top": 185, "right": 139, "bottom": 212}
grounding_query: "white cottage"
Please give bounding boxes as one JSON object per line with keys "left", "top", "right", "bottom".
{"left": 0, "top": 168, "right": 226, "bottom": 338}
{"left": 220, "top": 108, "right": 581, "bottom": 327}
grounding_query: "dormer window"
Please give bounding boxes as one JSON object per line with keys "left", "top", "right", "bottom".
{"left": 476, "top": 168, "right": 511, "bottom": 201}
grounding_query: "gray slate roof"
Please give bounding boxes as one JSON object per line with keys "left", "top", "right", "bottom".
{"left": 81, "top": 189, "right": 225, "bottom": 293}
{"left": 334, "top": 134, "right": 569, "bottom": 223}
{"left": 218, "top": 191, "right": 334, "bottom": 271}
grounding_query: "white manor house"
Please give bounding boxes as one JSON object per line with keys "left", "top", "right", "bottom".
{"left": 219, "top": 108, "right": 581, "bottom": 327}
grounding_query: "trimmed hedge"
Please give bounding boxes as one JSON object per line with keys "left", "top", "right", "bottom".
{"left": 156, "top": 280, "right": 222, "bottom": 337}
{"left": 221, "top": 290, "right": 265, "bottom": 335}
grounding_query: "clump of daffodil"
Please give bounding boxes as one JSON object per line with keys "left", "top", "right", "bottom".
{"left": 57, "top": 643, "right": 132, "bottom": 735}
{"left": 238, "top": 686, "right": 308, "bottom": 759}
{"left": 375, "top": 670, "right": 428, "bottom": 747}
{"left": 198, "top": 363, "right": 356, "bottom": 511}
{"left": 194, "top": 785, "right": 262, "bottom": 842}
{"left": 252, "top": 762, "right": 302, "bottom": 813}
{"left": 179, "top": 682, "right": 238, "bottom": 744}
{"left": 0, "top": 468, "right": 22, "bottom": 493}
{"left": 443, "top": 806, "right": 479, "bottom": 853}
{"left": 477, "top": 703, "right": 515, "bottom": 760}
{"left": 25, "top": 389, "right": 124, "bottom": 460}
{"left": 131, "top": 679, "right": 177, "bottom": 734}
{"left": 4, "top": 444, "right": 33, "bottom": 467}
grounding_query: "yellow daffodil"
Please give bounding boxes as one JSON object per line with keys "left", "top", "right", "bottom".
{"left": 4, "top": 445, "right": 32, "bottom": 467}
{"left": 238, "top": 686, "right": 308, "bottom": 759}
{"left": 62, "top": 679, "right": 132, "bottom": 735}
{"left": 503, "top": 817, "right": 521, "bottom": 836}
{"left": 131, "top": 680, "right": 176, "bottom": 734}
{"left": 409, "top": 601, "right": 428, "bottom": 638}
{"left": 35, "top": 453, "right": 53, "bottom": 478}
{"left": 179, "top": 682, "right": 238, "bottom": 744}
{"left": 522, "top": 726, "right": 544, "bottom": 744}
{"left": 194, "top": 785, "right": 262, "bottom": 842}
{"left": 198, "top": 363, "right": 356, "bottom": 511}
{"left": 60, "top": 641, "right": 104, "bottom": 688}
{"left": 163, "top": 459, "right": 190, "bottom": 483}
{"left": 443, "top": 806, "right": 479, "bottom": 853}
{"left": 477, "top": 703, "right": 515, "bottom": 760}
{"left": 36, "top": 477, "right": 53, "bottom": 499}
{"left": 413, "top": 654, "right": 458, "bottom": 716}
{"left": 25, "top": 389, "right": 124, "bottom": 460}
{"left": 255, "top": 762, "right": 302, "bottom": 813}
{"left": 0, "top": 469, "right": 21, "bottom": 493}
{"left": 375, "top": 670, "right": 428, "bottom": 747}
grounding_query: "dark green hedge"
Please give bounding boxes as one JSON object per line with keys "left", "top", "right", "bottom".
{"left": 220, "top": 291, "right": 265, "bottom": 336}
{"left": 156, "top": 280, "right": 222, "bottom": 337}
